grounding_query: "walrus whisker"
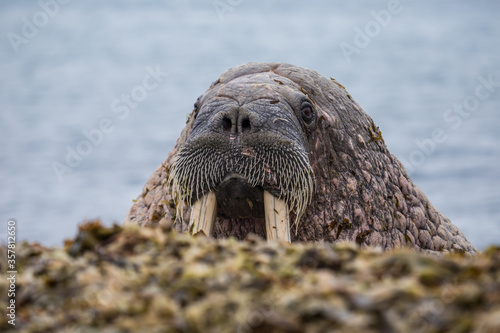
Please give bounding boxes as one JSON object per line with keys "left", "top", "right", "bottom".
{"left": 169, "top": 134, "right": 314, "bottom": 233}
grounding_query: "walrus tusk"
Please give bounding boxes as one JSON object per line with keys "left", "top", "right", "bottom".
{"left": 189, "top": 191, "right": 217, "bottom": 237}
{"left": 264, "top": 190, "right": 291, "bottom": 243}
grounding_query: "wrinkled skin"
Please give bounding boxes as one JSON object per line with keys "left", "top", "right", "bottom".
{"left": 125, "top": 62, "right": 476, "bottom": 254}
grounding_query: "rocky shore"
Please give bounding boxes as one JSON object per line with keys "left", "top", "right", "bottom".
{"left": 1, "top": 221, "right": 499, "bottom": 332}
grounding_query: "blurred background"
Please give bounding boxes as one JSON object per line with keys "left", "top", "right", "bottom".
{"left": 1, "top": 0, "right": 499, "bottom": 249}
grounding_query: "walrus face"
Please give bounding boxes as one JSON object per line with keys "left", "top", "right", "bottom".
{"left": 170, "top": 73, "right": 316, "bottom": 241}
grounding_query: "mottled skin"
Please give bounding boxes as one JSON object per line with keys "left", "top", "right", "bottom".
{"left": 125, "top": 62, "right": 476, "bottom": 254}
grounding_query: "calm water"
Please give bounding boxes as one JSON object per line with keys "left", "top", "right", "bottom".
{"left": 1, "top": 0, "right": 499, "bottom": 249}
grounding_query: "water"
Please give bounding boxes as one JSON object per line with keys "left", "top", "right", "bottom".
{"left": 1, "top": 0, "right": 499, "bottom": 249}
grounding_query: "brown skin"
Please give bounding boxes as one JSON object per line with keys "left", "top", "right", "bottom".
{"left": 125, "top": 62, "right": 477, "bottom": 254}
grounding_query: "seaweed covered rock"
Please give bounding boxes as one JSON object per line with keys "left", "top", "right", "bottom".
{"left": 0, "top": 221, "right": 499, "bottom": 332}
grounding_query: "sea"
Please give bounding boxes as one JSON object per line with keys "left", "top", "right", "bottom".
{"left": 1, "top": 0, "right": 499, "bottom": 249}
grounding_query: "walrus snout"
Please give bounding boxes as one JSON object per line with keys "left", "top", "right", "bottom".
{"left": 169, "top": 81, "right": 316, "bottom": 241}
{"left": 217, "top": 106, "right": 258, "bottom": 136}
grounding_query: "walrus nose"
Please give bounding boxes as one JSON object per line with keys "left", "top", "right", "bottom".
{"left": 220, "top": 109, "right": 254, "bottom": 135}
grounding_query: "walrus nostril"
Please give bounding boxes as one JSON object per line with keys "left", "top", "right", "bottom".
{"left": 222, "top": 117, "right": 232, "bottom": 132}
{"left": 241, "top": 117, "right": 251, "bottom": 133}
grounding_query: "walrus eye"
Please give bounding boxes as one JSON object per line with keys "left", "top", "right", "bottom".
{"left": 300, "top": 103, "right": 314, "bottom": 124}
{"left": 193, "top": 95, "right": 202, "bottom": 119}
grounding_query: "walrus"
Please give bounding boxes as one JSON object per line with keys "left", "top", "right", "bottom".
{"left": 125, "top": 62, "right": 476, "bottom": 254}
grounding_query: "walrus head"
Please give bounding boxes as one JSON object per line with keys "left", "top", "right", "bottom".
{"left": 126, "top": 62, "right": 477, "bottom": 254}
{"left": 169, "top": 70, "right": 317, "bottom": 241}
